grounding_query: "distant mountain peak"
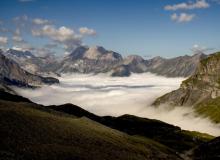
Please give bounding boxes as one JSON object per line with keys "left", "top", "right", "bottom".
{"left": 11, "top": 46, "right": 27, "bottom": 52}
{"left": 0, "top": 52, "right": 59, "bottom": 87}
{"left": 90, "top": 45, "right": 107, "bottom": 52}
{"left": 67, "top": 45, "right": 122, "bottom": 61}
{"left": 124, "top": 55, "right": 144, "bottom": 64}
{"left": 68, "top": 46, "right": 89, "bottom": 60}
{"left": 84, "top": 46, "right": 107, "bottom": 59}
{"left": 150, "top": 56, "right": 164, "bottom": 61}
{"left": 6, "top": 48, "right": 35, "bottom": 58}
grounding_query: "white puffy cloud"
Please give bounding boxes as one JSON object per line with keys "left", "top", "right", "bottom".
{"left": 0, "top": 27, "right": 9, "bottom": 33}
{"left": 13, "top": 15, "right": 29, "bottom": 29}
{"left": 14, "top": 28, "right": 20, "bottom": 35}
{"left": 32, "top": 25, "right": 75, "bottom": 40}
{"left": 32, "top": 25, "right": 82, "bottom": 51}
{"left": 171, "top": 13, "right": 178, "bottom": 21}
{"left": 13, "top": 15, "right": 28, "bottom": 22}
{"left": 0, "top": 36, "right": 8, "bottom": 45}
{"left": 32, "top": 25, "right": 96, "bottom": 51}
{"left": 171, "top": 13, "right": 195, "bottom": 23}
{"left": 12, "top": 36, "right": 23, "bottom": 42}
{"left": 32, "top": 18, "right": 51, "bottom": 25}
{"left": 191, "top": 44, "right": 214, "bottom": 54}
{"left": 33, "top": 47, "right": 56, "bottom": 57}
{"left": 79, "top": 27, "right": 96, "bottom": 36}
{"left": 12, "top": 28, "right": 24, "bottom": 43}
{"left": 165, "top": 0, "right": 210, "bottom": 11}
{"left": 8, "top": 16, "right": 97, "bottom": 53}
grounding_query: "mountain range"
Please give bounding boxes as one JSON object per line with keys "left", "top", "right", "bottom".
{"left": 1, "top": 46, "right": 207, "bottom": 78}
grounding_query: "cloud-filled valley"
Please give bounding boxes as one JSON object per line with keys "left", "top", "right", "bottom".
{"left": 14, "top": 72, "right": 220, "bottom": 136}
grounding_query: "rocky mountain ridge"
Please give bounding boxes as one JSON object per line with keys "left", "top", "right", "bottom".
{"left": 0, "top": 50, "right": 59, "bottom": 88}
{"left": 58, "top": 46, "right": 122, "bottom": 73}
{"left": 4, "top": 48, "right": 60, "bottom": 76}
{"left": 145, "top": 53, "right": 207, "bottom": 77}
{"left": 3, "top": 46, "right": 206, "bottom": 78}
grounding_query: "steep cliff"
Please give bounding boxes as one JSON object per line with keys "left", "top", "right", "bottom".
{"left": 153, "top": 52, "right": 220, "bottom": 122}
{"left": 0, "top": 50, "right": 59, "bottom": 87}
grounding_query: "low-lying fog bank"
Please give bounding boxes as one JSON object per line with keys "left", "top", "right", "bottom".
{"left": 14, "top": 73, "right": 220, "bottom": 136}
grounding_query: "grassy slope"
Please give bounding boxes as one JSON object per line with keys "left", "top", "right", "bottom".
{"left": 195, "top": 97, "right": 220, "bottom": 123}
{"left": 100, "top": 115, "right": 214, "bottom": 153}
{"left": 184, "top": 52, "right": 220, "bottom": 123}
{"left": 48, "top": 104, "right": 214, "bottom": 153}
{"left": 200, "top": 52, "right": 220, "bottom": 66}
{"left": 0, "top": 100, "right": 181, "bottom": 160}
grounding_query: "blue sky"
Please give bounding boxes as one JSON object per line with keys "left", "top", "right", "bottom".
{"left": 0, "top": 0, "right": 220, "bottom": 58}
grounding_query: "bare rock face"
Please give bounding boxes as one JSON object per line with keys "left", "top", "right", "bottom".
{"left": 111, "top": 65, "right": 131, "bottom": 77}
{"left": 110, "top": 55, "right": 147, "bottom": 77}
{"left": 0, "top": 50, "right": 59, "bottom": 87}
{"left": 3, "top": 46, "right": 206, "bottom": 78}
{"left": 146, "top": 53, "right": 207, "bottom": 77}
{"left": 153, "top": 52, "right": 220, "bottom": 107}
{"left": 58, "top": 46, "right": 123, "bottom": 73}
{"left": 5, "top": 48, "right": 60, "bottom": 76}
{"left": 123, "top": 55, "right": 148, "bottom": 72}
{"left": 110, "top": 53, "right": 205, "bottom": 77}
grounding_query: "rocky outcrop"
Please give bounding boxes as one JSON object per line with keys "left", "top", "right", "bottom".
{"left": 0, "top": 50, "right": 59, "bottom": 87}
{"left": 123, "top": 55, "right": 148, "bottom": 72}
{"left": 5, "top": 49, "right": 60, "bottom": 76}
{"left": 110, "top": 55, "right": 147, "bottom": 77}
{"left": 111, "top": 65, "right": 131, "bottom": 77}
{"left": 153, "top": 52, "right": 220, "bottom": 107}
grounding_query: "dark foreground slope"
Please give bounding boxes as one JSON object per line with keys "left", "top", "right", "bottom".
{"left": 1, "top": 91, "right": 217, "bottom": 160}
{"left": 48, "top": 104, "right": 213, "bottom": 154}
{"left": 0, "top": 93, "right": 182, "bottom": 160}
{"left": 192, "top": 136, "right": 220, "bottom": 159}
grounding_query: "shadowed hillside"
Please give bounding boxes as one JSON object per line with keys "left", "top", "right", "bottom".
{"left": 192, "top": 137, "right": 220, "bottom": 159}
{"left": 0, "top": 92, "right": 182, "bottom": 160}
{"left": 48, "top": 104, "right": 213, "bottom": 154}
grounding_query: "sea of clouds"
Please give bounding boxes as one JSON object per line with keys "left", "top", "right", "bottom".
{"left": 14, "top": 72, "right": 220, "bottom": 136}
